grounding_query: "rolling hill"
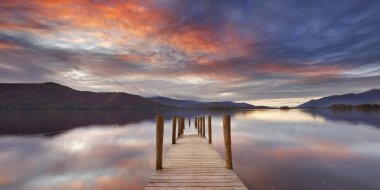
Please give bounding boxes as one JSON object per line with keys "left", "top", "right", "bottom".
{"left": 0, "top": 82, "right": 260, "bottom": 110}
{"left": 0, "top": 82, "right": 161, "bottom": 109}
{"left": 298, "top": 89, "right": 380, "bottom": 108}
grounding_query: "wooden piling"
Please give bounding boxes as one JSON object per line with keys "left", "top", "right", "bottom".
{"left": 199, "top": 117, "right": 203, "bottom": 135}
{"left": 199, "top": 117, "right": 201, "bottom": 134}
{"left": 200, "top": 116, "right": 203, "bottom": 136}
{"left": 208, "top": 115, "right": 212, "bottom": 144}
{"left": 183, "top": 117, "right": 185, "bottom": 134}
{"left": 202, "top": 116, "right": 206, "bottom": 137}
{"left": 197, "top": 117, "right": 199, "bottom": 134}
{"left": 172, "top": 116, "right": 176, "bottom": 144}
{"left": 180, "top": 116, "right": 183, "bottom": 137}
{"left": 223, "top": 115, "right": 233, "bottom": 169}
{"left": 177, "top": 116, "right": 181, "bottom": 138}
{"left": 156, "top": 115, "right": 164, "bottom": 170}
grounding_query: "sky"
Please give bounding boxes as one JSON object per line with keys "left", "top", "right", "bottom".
{"left": 0, "top": 0, "right": 380, "bottom": 106}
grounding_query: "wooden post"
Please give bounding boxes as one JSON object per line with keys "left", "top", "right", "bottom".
{"left": 172, "top": 116, "right": 176, "bottom": 144}
{"left": 208, "top": 116, "right": 212, "bottom": 144}
{"left": 189, "top": 117, "right": 190, "bottom": 127}
{"left": 202, "top": 116, "right": 206, "bottom": 137}
{"left": 200, "top": 116, "right": 203, "bottom": 136}
{"left": 199, "top": 117, "right": 201, "bottom": 134}
{"left": 195, "top": 117, "right": 197, "bottom": 128}
{"left": 156, "top": 115, "right": 164, "bottom": 170}
{"left": 199, "top": 117, "right": 202, "bottom": 135}
{"left": 197, "top": 117, "right": 199, "bottom": 133}
{"left": 177, "top": 116, "right": 181, "bottom": 137}
{"left": 223, "top": 115, "right": 233, "bottom": 169}
{"left": 202, "top": 117, "right": 204, "bottom": 136}
{"left": 181, "top": 117, "right": 185, "bottom": 135}
{"left": 179, "top": 117, "right": 182, "bottom": 136}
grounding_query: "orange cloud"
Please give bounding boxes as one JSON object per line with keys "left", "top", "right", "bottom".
{"left": 256, "top": 63, "right": 347, "bottom": 81}
{"left": 167, "top": 25, "right": 221, "bottom": 54}
{"left": 0, "top": 0, "right": 255, "bottom": 84}
{"left": 2, "top": 0, "right": 256, "bottom": 68}
{"left": 8, "top": 0, "right": 226, "bottom": 55}
{"left": 0, "top": 41, "right": 20, "bottom": 50}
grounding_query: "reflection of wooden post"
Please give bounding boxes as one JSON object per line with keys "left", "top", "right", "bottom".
{"left": 172, "top": 116, "right": 176, "bottom": 144}
{"left": 177, "top": 116, "right": 181, "bottom": 137}
{"left": 223, "top": 115, "right": 233, "bottom": 169}
{"left": 156, "top": 115, "right": 164, "bottom": 170}
{"left": 208, "top": 116, "right": 212, "bottom": 144}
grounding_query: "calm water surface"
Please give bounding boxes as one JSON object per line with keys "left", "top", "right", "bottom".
{"left": 0, "top": 109, "right": 380, "bottom": 190}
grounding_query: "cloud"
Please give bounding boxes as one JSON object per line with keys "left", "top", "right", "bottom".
{"left": 0, "top": 0, "right": 380, "bottom": 106}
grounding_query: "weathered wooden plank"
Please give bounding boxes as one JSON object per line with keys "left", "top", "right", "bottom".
{"left": 144, "top": 134, "right": 247, "bottom": 190}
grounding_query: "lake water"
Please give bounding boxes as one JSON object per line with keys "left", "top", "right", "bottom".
{"left": 0, "top": 109, "right": 380, "bottom": 190}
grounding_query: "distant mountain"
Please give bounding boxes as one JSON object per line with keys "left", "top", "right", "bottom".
{"left": 0, "top": 82, "right": 262, "bottom": 110}
{"left": 0, "top": 82, "right": 161, "bottom": 109}
{"left": 298, "top": 89, "right": 380, "bottom": 108}
{"left": 149, "top": 96, "right": 260, "bottom": 109}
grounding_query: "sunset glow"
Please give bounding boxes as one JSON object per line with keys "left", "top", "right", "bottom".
{"left": 1, "top": 0, "right": 379, "bottom": 106}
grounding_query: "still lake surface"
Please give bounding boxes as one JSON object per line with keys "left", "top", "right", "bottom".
{"left": 0, "top": 109, "right": 380, "bottom": 190}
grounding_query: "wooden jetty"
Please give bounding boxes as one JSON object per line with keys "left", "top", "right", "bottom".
{"left": 145, "top": 115, "right": 247, "bottom": 190}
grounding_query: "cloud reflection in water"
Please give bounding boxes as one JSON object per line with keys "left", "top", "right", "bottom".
{"left": 0, "top": 109, "right": 380, "bottom": 190}
{"left": 0, "top": 121, "right": 170, "bottom": 190}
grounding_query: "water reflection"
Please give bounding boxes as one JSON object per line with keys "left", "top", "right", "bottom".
{"left": 235, "top": 109, "right": 326, "bottom": 122}
{"left": 0, "top": 110, "right": 156, "bottom": 136}
{"left": 0, "top": 122, "right": 158, "bottom": 190}
{"left": 0, "top": 109, "right": 380, "bottom": 190}
{"left": 211, "top": 109, "right": 380, "bottom": 190}
{"left": 302, "top": 108, "right": 380, "bottom": 127}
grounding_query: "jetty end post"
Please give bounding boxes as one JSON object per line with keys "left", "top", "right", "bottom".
{"left": 201, "top": 116, "right": 204, "bottom": 137}
{"left": 208, "top": 116, "right": 212, "bottom": 144}
{"left": 156, "top": 115, "right": 164, "bottom": 170}
{"left": 203, "top": 116, "right": 206, "bottom": 137}
{"left": 177, "top": 116, "right": 181, "bottom": 138}
{"left": 179, "top": 117, "right": 182, "bottom": 136}
{"left": 200, "top": 116, "right": 203, "bottom": 136}
{"left": 181, "top": 117, "right": 185, "bottom": 135}
{"left": 199, "top": 117, "right": 202, "bottom": 135}
{"left": 197, "top": 117, "right": 200, "bottom": 134}
{"left": 172, "top": 116, "right": 176, "bottom": 144}
{"left": 201, "top": 116, "right": 205, "bottom": 135}
{"left": 223, "top": 115, "right": 233, "bottom": 169}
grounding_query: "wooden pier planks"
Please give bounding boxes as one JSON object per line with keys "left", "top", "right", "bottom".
{"left": 145, "top": 134, "right": 247, "bottom": 190}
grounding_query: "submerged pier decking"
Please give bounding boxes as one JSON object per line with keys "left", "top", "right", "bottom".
{"left": 145, "top": 115, "right": 247, "bottom": 190}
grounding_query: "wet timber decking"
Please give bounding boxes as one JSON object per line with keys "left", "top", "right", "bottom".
{"left": 144, "top": 134, "right": 247, "bottom": 190}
